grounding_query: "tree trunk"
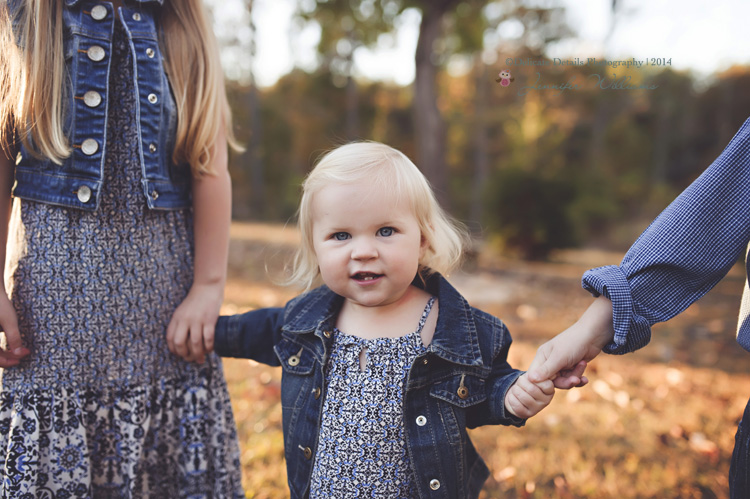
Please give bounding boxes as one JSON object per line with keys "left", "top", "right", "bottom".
{"left": 345, "top": 74, "right": 360, "bottom": 139}
{"left": 245, "top": 0, "right": 265, "bottom": 218}
{"left": 470, "top": 61, "right": 489, "bottom": 235}
{"left": 414, "top": 2, "right": 455, "bottom": 208}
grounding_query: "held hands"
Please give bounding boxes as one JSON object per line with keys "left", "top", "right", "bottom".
{"left": 527, "top": 296, "right": 615, "bottom": 386}
{"left": 0, "top": 291, "right": 29, "bottom": 368}
{"left": 166, "top": 282, "right": 224, "bottom": 364}
{"left": 504, "top": 361, "right": 587, "bottom": 419}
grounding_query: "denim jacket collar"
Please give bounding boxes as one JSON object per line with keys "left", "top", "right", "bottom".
{"left": 281, "top": 273, "right": 486, "bottom": 368}
{"left": 65, "top": 0, "right": 164, "bottom": 6}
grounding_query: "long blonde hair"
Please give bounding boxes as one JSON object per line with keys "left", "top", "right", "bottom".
{"left": 289, "top": 142, "right": 469, "bottom": 291}
{"left": 0, "top": 0, "right": 240, "bottom": 174}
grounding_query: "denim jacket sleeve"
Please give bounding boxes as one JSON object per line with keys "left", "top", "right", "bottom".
{"left": 583, "top": 116, "right": 750, "bottom": 354}
{"left": 466, "top": 310, "right": 525, "bottom": 429}
{"left": 214, "top": 307, "right": 286, "bottom": 366}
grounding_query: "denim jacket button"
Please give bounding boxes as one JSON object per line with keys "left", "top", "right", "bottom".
{"left": 149, "top": 143, "right": 157, "bottom": 153}
{"left": 151, "top": 191, "right": 159, "bottom": 201}
{"left": 457, "top": 386, "right": 469, "bottom": 399}
{"left": 302, "top": 447, "right": 312, "bottom": 460}
{"left": 287, "top": 355, "right": 300, "bottom": 367}
{"left": 148, "top": 93, "right": 158, "bottom": 104}
{"left": 83, "top": 90, "right": 102, "bottom": 108}
{"left": 87, "top": 45, "right": 106, "bottom": 62}
{"left": 416, "top": 415, "right": 427, "bottom": 426}
{"left": 146, "top": 47, "right": 155, "bottom": 58}
{"left": 81, "top": 139, "right": 99, "bottom": 155}
{"left": 76, "top": 185, "right": 92, "bottom": 203}
{"left": 132, "top": 13, "right": 142, "bottom": 21}
{"left": 312, "top": 387, "right": 321, "bottom": 399}
{"left": 429, "top": 479, "right": 441, "bottom": 490}
{"left": 90, "top": 5, "right": 107, "bottom": 20}
{"left": 323, "top": 330, "right": 332, "bottom": 339}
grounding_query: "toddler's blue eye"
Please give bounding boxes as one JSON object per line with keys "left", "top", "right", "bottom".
{"left": 333, "top": 232, "right": 350, "bottom": 241}
{"left": 378, "top": 227, "right": 394, "bottom": 237}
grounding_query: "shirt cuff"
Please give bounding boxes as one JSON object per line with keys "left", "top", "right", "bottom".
{"left": 582, "top": 265, "right": 653, "bottom": 354}
{"left": 214, "top": 314, "right": 243, "bottom": 358}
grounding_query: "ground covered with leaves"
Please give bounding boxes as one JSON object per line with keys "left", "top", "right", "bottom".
{"left": 222, "top": 223, "right": 750, "bottom": 498}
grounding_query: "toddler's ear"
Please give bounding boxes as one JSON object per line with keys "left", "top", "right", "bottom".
{"left": 419, "top": 233, "right": 430, "bottom": 258}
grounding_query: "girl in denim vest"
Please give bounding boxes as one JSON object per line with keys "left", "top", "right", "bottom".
{"left": 197, "top": 142, "right": 587, "bottom": 498}
{"left": 0, "top": 0, "right": 243, "bottom": 496}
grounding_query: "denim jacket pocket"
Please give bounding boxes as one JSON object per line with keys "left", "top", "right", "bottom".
{"left": 275, "top": 337, "right": 316, "bottom": 376}
{"left": 430, "top": 373, "right": 487, "bottom": 408}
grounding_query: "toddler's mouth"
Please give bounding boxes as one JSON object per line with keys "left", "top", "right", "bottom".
{"left": 352, "top": 272, "right": 383, "bottom": 281}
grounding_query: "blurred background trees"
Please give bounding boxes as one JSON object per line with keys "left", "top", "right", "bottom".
{"left": 210, "top": 0, "right": 750, "bottom": 259}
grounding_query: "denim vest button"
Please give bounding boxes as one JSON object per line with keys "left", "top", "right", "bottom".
{"left": 90, "top": 5, "right": 107, "bottom": 20}
{"left": 76, "top": 185, "right": 92, "bottom": 203}
{"left": 146, "top": 47, "right": 155, "bottom": 58}
{"left": 323, "top": 330, "right": 332, "bottom": 339}
{"left": 148, "top": 93, "right": 158, "bottom": 104}
{"left": 302, "top": 447, "right": 312, "bottom": 460}
{"left": 312, "top": 387, "right": 321, "bottom": 399}
{"left": 132, "top": 13, "right": 142, "bottom": 21}
{"left": 151, "top": 191, "right": 159, "bottom": 200}
{"left": 81, "top": 139, "right": 99, "bottom": 155}
{"left": 87, "top": 45, "right": 105, "bottom": 62}
{"left": 149, "top": 143, "right": 157, "bottom": 153}
{"left": 429, "top": 479, "right": 441, "bottom": 490}
{"left": 83, "top": 90, "right": 102, "bottom": 108}
{"left": 416, "top": 415, "right": 427, "bottom": 426}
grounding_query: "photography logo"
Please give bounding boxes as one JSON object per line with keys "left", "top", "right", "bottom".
{"left": 495, "top": 69, "right": 514, "bottom": 87}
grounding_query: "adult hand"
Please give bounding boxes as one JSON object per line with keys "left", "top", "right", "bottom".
{"left": 528, "top": 296, "right": 615, "bottom": 385}
{"left": 0, "top": 292, "right": 29, "bottom": 367}
{"left": 166, "top": 282, "right": 224, "bottom": 364}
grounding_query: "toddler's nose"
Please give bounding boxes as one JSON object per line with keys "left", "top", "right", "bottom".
{"left": 351, "top": 238, "right": 378, "bottom": 260}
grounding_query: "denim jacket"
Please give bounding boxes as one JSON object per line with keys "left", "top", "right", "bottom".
{"left": 215, "top": 273, "right": 525, "bottom": 499}
{"left": 8, "top": 0, "right": 191, "bottom": 211}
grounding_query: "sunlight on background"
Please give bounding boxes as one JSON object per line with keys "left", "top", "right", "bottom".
{"left": 208, "top": 0, "right": 750, "bottom": 87}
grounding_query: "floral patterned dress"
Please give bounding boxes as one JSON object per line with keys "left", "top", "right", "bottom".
{"left": 0, "top": 19, "right": 243, "bottom": 498}
{"left": 309, "top": 297, "right": 435, "bottom": 498}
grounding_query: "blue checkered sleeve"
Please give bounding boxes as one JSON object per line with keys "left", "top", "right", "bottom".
{"left": 583, "top": 117, "right": 750, "bottom": 354}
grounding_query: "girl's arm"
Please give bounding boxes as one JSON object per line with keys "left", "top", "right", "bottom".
{"left": 0, "top": 144, "right": 28, "bottom": 367}
{"left": 166, "top": 127, "right": 232, "bottom": 363}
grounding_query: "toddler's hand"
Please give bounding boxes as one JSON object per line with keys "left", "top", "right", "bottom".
{"left": 166, "top": 282, "right": 223, "bottom": 364}
{"left": 504, "top": 373, "right": 554, "bottom": 419}
{"left": 551, "top": 360, "right": 589, "bottom": 389}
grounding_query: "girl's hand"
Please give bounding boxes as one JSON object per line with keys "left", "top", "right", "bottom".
{"left": 504, "top": 373, "right": 554, "bottom": 419}
{"left": 0, "top": 291, "right": 29, "bottom": 367}
{"left": 166, "top": 282, "right": 224, "bottom": 363}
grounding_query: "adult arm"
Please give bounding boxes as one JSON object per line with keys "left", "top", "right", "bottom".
{"left": 166, "top": 127, "right": 232, "bottom": 363}
{"left": 531, "top": 117, "right": 750, "bottom": 382}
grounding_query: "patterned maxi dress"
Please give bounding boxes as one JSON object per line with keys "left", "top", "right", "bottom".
{"left": 0, "top": 20, "right": 243, "bottom": 498}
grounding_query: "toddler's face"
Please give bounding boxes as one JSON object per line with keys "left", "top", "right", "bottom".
{"left": 311, "top": 181, "right": 427, "bottom": 310}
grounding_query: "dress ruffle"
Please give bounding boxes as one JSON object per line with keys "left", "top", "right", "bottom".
{"left": 0, "top": 366, "right": 242, "bottom": 498}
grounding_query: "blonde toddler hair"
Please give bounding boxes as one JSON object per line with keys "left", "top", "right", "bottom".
{"left": 290, "top": 142, "right": 468, "bottom": 290}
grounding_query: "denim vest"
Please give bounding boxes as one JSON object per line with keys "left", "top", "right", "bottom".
{"left": 8, "top": 0, "right": 191, "bottom": 211}
{"left": 215, "top": 274, "right": 525, "bottom": 499}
